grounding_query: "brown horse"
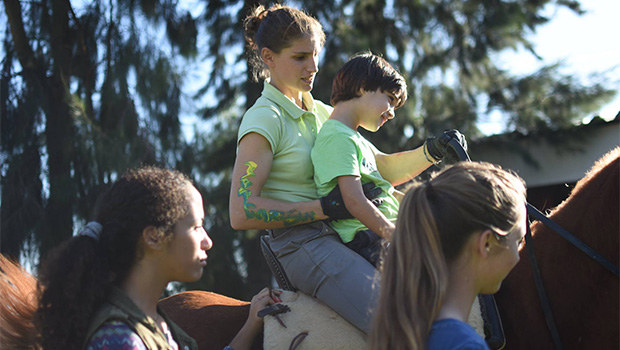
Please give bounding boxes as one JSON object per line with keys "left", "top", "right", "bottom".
{"left": 158, "top": 291, "right": 262, "bottom": 350}
{"left": 2, "top": 149, "right": 618, "bottom": 350}
{"left": 495, "top": 147, "right": 619, "bottom": 349}
{"left": 161, "top": 148, "right": 620, "bottom": 350}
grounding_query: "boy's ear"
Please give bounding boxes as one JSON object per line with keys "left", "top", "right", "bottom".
{"left": 142, "top": 226, "right": 164, "bottom": 250}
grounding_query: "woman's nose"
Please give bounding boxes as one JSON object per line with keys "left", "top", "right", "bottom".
{"left": 308, "top": 56, "right": 319, "bottom": 73}
{"left": 202, "top": 228, "right": 213, "bottom": 251}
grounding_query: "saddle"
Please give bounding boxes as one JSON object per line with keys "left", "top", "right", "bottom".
{"left": 259, "top": 234, "right": 506, "bottom": 349}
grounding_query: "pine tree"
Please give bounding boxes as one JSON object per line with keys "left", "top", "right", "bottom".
{"left": 1, "top": 0, "right": 198, "bottom": 259}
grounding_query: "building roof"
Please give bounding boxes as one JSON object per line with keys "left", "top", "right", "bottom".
{"left": 470, "top": 114, "right": 619, "bottom": 187}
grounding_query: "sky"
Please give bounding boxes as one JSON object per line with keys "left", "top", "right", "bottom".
{"left": 177, "top": 0, "right": 620, "bottom": 137}
{"left": 479, "top": 0, "right": 620, "bottom": 134}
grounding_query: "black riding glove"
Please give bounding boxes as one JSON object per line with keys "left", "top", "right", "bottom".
{"left": 320, "top": 182, "right": 383, "bottom": 220}
{"left": 425, "top": 129, "right": 467, "bottom": 164}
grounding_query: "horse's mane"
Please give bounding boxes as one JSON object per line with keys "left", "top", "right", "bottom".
{"left": 0, "top": 255, "right": 40, "bottom": 350}
{"left": 532, "top": 146, "right": 620, "bottom": 239}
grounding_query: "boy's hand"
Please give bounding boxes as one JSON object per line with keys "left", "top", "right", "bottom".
{"left": 426, "top": 129, "right": 467, "bottom": 164}
{"left": 320, "top": 183, "right": 383, "bottom": 219}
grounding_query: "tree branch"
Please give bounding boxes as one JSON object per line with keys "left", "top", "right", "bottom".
{"left": 3, "top": 0, "right": 36, "bottom": 70}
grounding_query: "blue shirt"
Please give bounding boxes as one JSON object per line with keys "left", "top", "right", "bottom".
{"left": 427, "top": 319, "right": 489, "bottom": 350}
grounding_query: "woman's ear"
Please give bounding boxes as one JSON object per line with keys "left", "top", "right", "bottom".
{"left": 476, "top": 229, "right": 494, "bottom": 259}
{"left": 261, "top": 47, "right": 275, "bottom": 68}
{"left": 142, "top": 226, "right": 164, "bottom": 250}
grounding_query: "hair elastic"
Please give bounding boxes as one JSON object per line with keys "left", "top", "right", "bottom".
{"left": 78, "top": 221, "right": 103, "bottom": 241}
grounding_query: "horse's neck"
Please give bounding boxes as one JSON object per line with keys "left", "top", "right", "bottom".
{"left": 535, "top": 150, "right": 619, "bottom": 259}
{"left": 495, "top": 149, "right": 620, "bottom": 349}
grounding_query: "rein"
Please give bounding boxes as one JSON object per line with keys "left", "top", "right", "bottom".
{"left": 447, "top": 139, "right": 620, "bottom": 350}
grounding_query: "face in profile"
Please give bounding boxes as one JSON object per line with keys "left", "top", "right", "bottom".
{"left": 162, "top": 185, "right": 213, "bottom": 283}
{"left": 480, "top": 203, "right": 527, "bottom": 294}
{"left": 356, "top": 90, "right": 397, "bottom": 132}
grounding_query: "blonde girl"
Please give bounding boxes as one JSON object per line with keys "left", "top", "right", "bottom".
{"left": 370, "top": 162, "right": 527, "bottom": 350}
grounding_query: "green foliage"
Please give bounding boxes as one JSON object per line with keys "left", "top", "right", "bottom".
{"left": 1, "top": 0, "right": 616, "bottom": 301}
{"left": 1, "top": 0, "right": 196, "bottom": 258}
{"left": 184, "top": 0, "right": 615, "bottom": 298}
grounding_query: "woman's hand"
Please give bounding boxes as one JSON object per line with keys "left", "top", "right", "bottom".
{"left": 227, "top": 287, "right": 283, "bottom": 350}
{"left": 320, "top": 182, "right": 384, "bottom": 220}
{"left": 247, "top": 287, "right": 282, "bottom": 327}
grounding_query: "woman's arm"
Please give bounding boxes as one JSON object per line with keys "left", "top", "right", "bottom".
{"left": 338, "top": 175, "right": 394, "bottom": 239}
{"left": 229, "top": 132, "right": 328, "bottom": 230}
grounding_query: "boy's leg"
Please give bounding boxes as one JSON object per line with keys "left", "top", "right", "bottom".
{"left": 268, "top": 222, "right": 379, "bottom": 333}
{"left": 345, "top": 230, "right": 385, "bottom": 267}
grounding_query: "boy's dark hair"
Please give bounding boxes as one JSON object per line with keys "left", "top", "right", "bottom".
{"left": 330, "top": 52, "right": 407, "bottom": 108}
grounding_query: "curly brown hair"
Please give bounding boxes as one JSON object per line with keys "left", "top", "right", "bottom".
{"left": 36, "top": 166, "right": 192, "bottom": 350}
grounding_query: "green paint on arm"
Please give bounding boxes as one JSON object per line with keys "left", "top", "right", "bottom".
{"left": 237, "top": 161, "right": 316, "bottom": 226}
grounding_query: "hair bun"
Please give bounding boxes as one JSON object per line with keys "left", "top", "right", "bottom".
{"left": 243, "top": 5, "right": 267, "bottom": 49}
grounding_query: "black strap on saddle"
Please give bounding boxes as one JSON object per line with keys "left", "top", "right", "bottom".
{"left": 260, "top": 235, "right": 296, "bottom": 291}
{"left": 478, "top": 294, "right": 506, "bottom": 350}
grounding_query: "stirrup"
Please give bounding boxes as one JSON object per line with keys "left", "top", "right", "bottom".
{"left": 260, "top": 235, "right": 296, "bottom": 291}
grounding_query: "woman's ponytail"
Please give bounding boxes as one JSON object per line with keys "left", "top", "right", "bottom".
{"left": 371, "top": 184, "right": 448, "bottom": 350}
{"left": 37, "top": 234, "right": 109, "bottom": 350}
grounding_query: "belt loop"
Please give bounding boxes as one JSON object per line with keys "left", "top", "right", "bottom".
{"left": 267, "top": 228, "right": 276, "bottom": 239}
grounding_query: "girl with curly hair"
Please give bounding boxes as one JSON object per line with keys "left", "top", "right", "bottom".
{"left": 36, "top": 166, "right": 274, "bottom": 350}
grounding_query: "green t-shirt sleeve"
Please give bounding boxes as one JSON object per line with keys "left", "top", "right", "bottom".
{"left": 238, "top": 104, "right": 282, "bottom": 154}
{"left": 312, "top": 127, "right": 361, "bottom": 196}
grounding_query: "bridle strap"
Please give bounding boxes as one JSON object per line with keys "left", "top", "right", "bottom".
{"left": 447, "top": 138, "right": 619, "bottom": 277}
{"left": 526, "top": 203, "right": 619, "bottom": 277}
{"left": 524, "top": 217, "right": 563, "bottom": 350}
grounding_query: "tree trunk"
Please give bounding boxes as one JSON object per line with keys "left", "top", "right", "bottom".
{"left": 5, "top": 0, "right": 76, "bottom": 258}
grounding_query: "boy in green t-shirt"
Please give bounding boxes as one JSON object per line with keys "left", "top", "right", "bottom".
{"left": 311, "top": 52, "right": 466, "bottom": 266}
